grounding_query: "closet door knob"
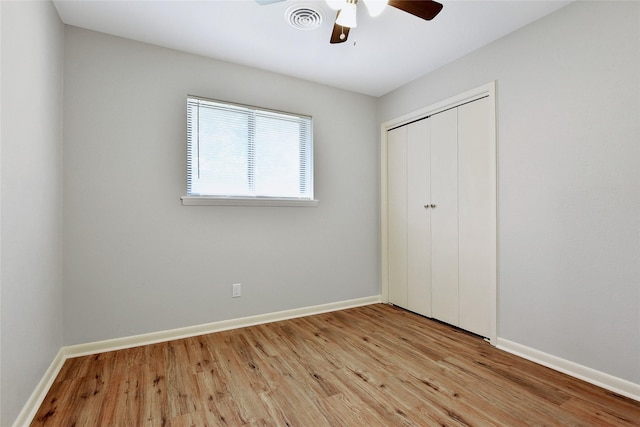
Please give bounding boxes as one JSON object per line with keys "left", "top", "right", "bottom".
{"left": 424, "top": 205, "right": 430, "bottom": 209}
{"left": 430, "top": 204, "right": 436, "bottom": 208}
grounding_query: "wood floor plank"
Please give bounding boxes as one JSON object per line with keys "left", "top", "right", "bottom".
{"left": 32, "top": 304, "right": 640, "bottom": 426}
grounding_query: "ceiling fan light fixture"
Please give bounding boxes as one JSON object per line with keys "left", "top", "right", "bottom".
{"left": 335, "top": 0, "right": 357, "bottom": 28}
{"left": 325, "top": 0, "right": 345, "bottom": 11}
{"left": 363, "top": 0, "right": 387, "bottom": 17}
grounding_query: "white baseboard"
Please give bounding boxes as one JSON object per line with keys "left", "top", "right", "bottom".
{"left": 12, "top": 348, "right": 66, "bottom": 427}
{"left": 13, "top": 295, "right": 381, "bottom": 426}
{"left": 497, "top": 338, "right": 640, "bottom": 402}
{"left": 64, "top": 295, "right": 381, "bottom": 358}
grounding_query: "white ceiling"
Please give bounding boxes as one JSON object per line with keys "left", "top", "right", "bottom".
{"left": 52, "top": 0, "right": 573, "bottom": 97}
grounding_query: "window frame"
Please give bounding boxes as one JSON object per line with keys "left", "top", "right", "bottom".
{"left": 181, "top": 95, "right": 318, "bottom": 207}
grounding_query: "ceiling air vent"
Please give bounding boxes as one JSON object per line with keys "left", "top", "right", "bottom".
{"left": 285, "top": 4, "right": 324, "bottom": 31}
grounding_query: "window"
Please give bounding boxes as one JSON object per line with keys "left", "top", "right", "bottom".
{"left": 182, "top": 96, "right": 317, "bottom": 206}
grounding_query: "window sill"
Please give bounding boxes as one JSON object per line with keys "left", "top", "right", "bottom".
{"left": 181, "top": 196, "right": 319, "bottom": 207}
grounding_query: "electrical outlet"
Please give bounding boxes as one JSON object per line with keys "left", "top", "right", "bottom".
{"left": 232, "top": 283, "right": 241, "bottom": 298}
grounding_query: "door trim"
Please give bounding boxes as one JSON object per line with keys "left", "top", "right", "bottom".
{"left": 380, "top": 81, "right": 497, "bottom": 345}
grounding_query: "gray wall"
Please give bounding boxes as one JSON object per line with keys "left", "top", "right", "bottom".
{"left": 0, "top": 1, "right": 64, "bottom": 424}
{"left": 62, "top": 27, "right": 380, "bottom": 345}
{"left": 379, "top": 1, "right": 640, "bottom": 384}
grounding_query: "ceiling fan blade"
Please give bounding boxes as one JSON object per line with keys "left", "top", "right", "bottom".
{"left": 330, "top": 24, "right": 350, "bottom": 44}
{"left": 330, "top": 11, "right": 350, "bottom": 44}
{"left": 388, "top": 0, "right": 443, "bottom": 21}
{"left": 255, "top": 0, "right": 286, "bottom": 5}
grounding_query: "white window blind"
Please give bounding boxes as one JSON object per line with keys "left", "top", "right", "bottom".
{"left": 186, "top": 96, "right": 314, "bottom": 201}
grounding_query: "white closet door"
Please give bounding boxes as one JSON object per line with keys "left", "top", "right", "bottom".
{"left": 387, "top": 126, "right": 408, "bottom": 307}
{"left": 458, "top": 97, "right": 494, "bottom": 337}
{"left": 430, "top": 108, "right": 459, "bottom": 326}
{"left": 407, "top": 119, "right": 431, "bottom": 317}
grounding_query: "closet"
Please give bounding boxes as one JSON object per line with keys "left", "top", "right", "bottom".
{"left": 386, "top": 94, "right": 495, "bottom": 340}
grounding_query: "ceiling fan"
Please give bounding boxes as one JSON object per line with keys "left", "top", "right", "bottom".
{"left": 256, "top": 0, "right": 443, "bottom": 44}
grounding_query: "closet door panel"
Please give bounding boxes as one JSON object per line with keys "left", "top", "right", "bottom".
{"left": 430, "top": 108, "right": 459, "bottom": 326}
{"left": 407, "top": 119, "right": 432, "bottom": 317}
{"left": 387, "top": 126, "right": 408, "bottom": 308}
{"left": 458, "top": 97, "right": 494, "bottom": 337}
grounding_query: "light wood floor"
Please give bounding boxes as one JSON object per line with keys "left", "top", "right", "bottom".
{"left": 33, "top": 304, "right": 639, "bottom": 426}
